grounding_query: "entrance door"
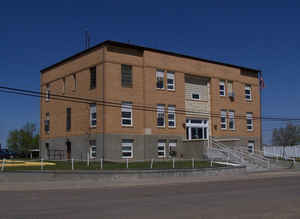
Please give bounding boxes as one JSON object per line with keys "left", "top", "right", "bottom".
{"left": 186, "top": 119, "right": 209, "bottom": 140}
{"left": 66, "top": 140, "right": 71, "bottom": 160}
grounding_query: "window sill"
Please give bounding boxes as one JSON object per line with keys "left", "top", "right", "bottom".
{"left": 156, "top": 88, "right": 165, "bottom": 91}
{"left": 90, "top": 126, "right": 97, "bottom": 129}
{"left": 168, "top": 126, "right": 176, "bottom": 129}
{"left": 167, "top": 89, "right": 176, "bottom": 92}
{"left": 157, "top": 126, "right": 166, "bottom": 129}
{"left": 122, "top": 125, "right": 134, "bottom": 128}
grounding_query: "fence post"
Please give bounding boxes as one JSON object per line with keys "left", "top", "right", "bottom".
{"left": 192, "top": 158, "right": 195, "bottom": 169}
{"left": 268, "top": 160, "right": 270, "bottom": 169}
{"left": 150, "top": 159, "right": 154, "bottom": 169}
{"left": 1, "top": 159, "right": 5, "bottom": 172}
{"left": 100, "top": 158, "right": 103, "bottom": 170}
{"left": 71, "top": 158, "right": 74, "bottom": 171}
{"left": 87, "top": 152, "right": 90, "bottom": 167}
{"left": 126, "top": 158, "right": 128, "bottom": 169}
{"left": 41, "top": 158, "right": 44, "bottom": 171}
{"left": 173, "top": 158, "right": 175, "bottom": 169}
{"left": 210, "top": 159, "right": 213, "bottom": 167}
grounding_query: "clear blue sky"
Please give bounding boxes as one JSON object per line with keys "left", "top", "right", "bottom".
{"left": 1, "top": 0, "right": 300, "bottom": 146}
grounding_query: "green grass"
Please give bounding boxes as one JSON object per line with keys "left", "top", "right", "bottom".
{"left": 2, "top": 160, "right": 226, "bottom": 172}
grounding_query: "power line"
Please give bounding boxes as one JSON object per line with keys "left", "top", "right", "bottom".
{"left": 1, "top": 86, "right": 300, "bottom": 121}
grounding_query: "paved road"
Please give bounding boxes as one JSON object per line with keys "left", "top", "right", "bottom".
{"left": 1, "top": 175, "right": 300, "bottom": 219}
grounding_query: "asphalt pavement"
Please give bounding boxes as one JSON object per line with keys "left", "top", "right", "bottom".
{"left": 1, "top": 172, "right": 300, "bottom": 218}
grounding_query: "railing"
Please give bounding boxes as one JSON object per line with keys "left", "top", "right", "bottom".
{"left": 0, "top": 157, "right": 230, "bottom": 172}
{"left": 209, "top": 137, "right": 270, "bottom": 168}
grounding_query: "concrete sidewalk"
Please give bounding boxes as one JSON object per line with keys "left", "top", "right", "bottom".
{"left": 0, "top": 168, "right": 299, "bottom": 191}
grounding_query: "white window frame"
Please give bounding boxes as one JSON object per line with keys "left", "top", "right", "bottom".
{"left": 191, "top": 93, "right": 200, "bottom": 100}
{"left": 245, "top": 85, "right": 252, "bottom": 101}
{"left": 167, "top": 105, "right": 176, "bottom": 128}
{"left": 157, "top": 141, "right": 166, "bottom": 158}
{"left": 90, "top": 104, "right": 97, "bottom": 128}
{"left": 157, "top": 104, "right": 165, "bottom": 128}
{"left": 246, "top": 112, "right": 253, "bottom": 131}
{"left": 186, "top": 119, "right": 209, "bottom": 140}
{"left": 156, "top": 70, "right": 164, "bottom": 89}
{"left": 248, "top": 141, "right": 255, "bottom": 153}
{"left": 228, "top": 110, "right": 235, "bottom": 130}
{"left": 89, "top": 140, "right": 96, "bottom": 159}
{"left": 121, "top": 102, "right": 133, "bottom": 127}
{"left": 121, "top": 140, "right": 133, "bottom": 159}
{"left": 46, "top": 84, "right": 50, "bottom": 102}
{"left": 167, "top": 71, "right": 175, "bottom": 90}
{"left": 219, "top": 80, "right": 226, "bottom": 96}
{"left": 220, "top": 110, "right": 227, "bottom": 130}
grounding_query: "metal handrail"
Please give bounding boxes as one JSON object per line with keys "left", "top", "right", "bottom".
{"left": 210, "top": 137, "right": 269, "bottom": 167}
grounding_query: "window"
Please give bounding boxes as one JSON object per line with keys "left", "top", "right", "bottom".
{"left": 121, "top": 139, "right": 133, "bottom": 159}
{"left": 121, "top": 64, "right": 133, "bottom": 88}
{"left": 220, "top": 110, "right": 227, "bottom": 130}
{"left": 66, "top": 108, "right": 71, "bottom": 131}
{"left": 73, "top": 74, "right": 77, "bottom": 91}
{"left": 44, "top": 112, "right": 50, "bottom": 134}
{"left": 246, "top": 112, "right": 253, "bottom": 131}
{"left": 89, "top": 140, "right": 96, "bottom": 159}
{"left": 167, "top": 72, "right": 175, "bottom": 90}
{"left": 121, "top": 102, "right": 133, "bottom": 126}
{"left": 90, "top": 66, "right": 96, "bottom": 89}
{"left": 248, "top": 141, "right": 255, "bottom": 153}
{"left": 157, "top": 104, "right": 165, "bottom": 127}
{"left": 228, "top": 110, "right": 235, "bottom": 130}
{"left": 46, "top": 84, "right": 50, "bottom": 102}
{"left": 192, "top": 93, "right": 200, "bottom": 100}
{"left": 168, "top": 105, "right": 176, "bottom": 128}
{"left": 157, "top": 141, "right": 166, "bottom": 158}
{"left": 245, "top": 85, "right": 252, "bottom": 101}
{"left": 186, "top": 119, "right": 208, "bottom": 140}
{"left": 90, "top": 104, "right": 97, "bottom": 128}
{"left": 156, "top": 70, "right": 164, "bottom": 89}
{"left": 169, "top": 140, "right": 177, "bottom": 157}
{"left": 219, "top": 80, "right": 225, "bottom": 96}
{"left": 62, "top": 78, "right": 66, "bottom": 94}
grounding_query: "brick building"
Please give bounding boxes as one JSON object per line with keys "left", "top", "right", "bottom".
{"left": 40, "top": 40, "right": 261, "bottom": 160}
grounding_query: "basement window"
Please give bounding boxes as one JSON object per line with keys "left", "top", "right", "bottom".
{"left": 121, "top": 139, "right": 133, "bottom": 159}
{"left": 157, "top": 141, "right": 166, "bottom": 158}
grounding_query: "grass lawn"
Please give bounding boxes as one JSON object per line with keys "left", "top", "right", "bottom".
{"left": 2, "top": 160, "right": 226, "bottom": 171}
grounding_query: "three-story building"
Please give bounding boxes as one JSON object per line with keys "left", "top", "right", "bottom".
{"left": 40, "top": 40, "right": 261, "bottom": 160}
